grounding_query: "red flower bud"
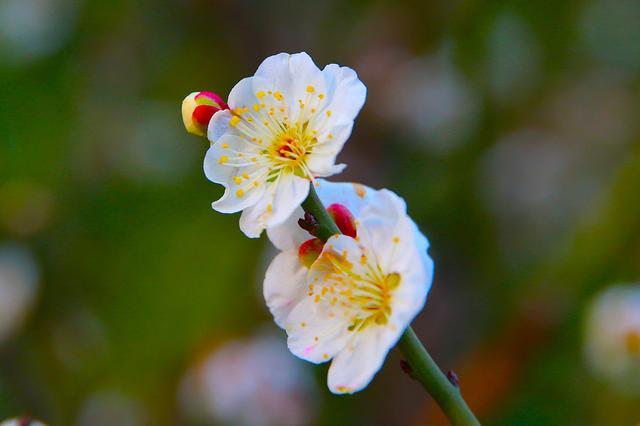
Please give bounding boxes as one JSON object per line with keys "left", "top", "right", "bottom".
{"left": 327, "top": 203, "right": 357, "bottom": 238}
{"left": 298, "top": 238, "right": 324, "bottom": 268}
{"left": 182, "top": 91, "right": 229, "bottom": 137}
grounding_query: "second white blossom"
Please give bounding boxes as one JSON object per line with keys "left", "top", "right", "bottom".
{"left": 264, "top": 180, "right": 434, "bottom": 394}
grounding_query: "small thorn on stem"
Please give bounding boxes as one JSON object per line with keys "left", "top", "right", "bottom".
{"left": 298, "top": 212, "right": 319, "bottom": 236}
{"left": 400, "top": 359, "right": 414, "bottom": 378}
{"left": 447, "top": 370, "right": 459, "bottom": 388}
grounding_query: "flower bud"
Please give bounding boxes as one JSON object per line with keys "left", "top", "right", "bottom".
{"left": 327, "top": 203, "right": 357, "bottom": 238}
{"left": 182, "top": 91, "right": 229, "bottom": 137}
{"left": 298, "top": 238, "right": 324, "bottom": 268}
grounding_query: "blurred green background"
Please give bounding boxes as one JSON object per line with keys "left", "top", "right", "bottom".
{"left": 1, "top": 0, "right": 640, "bottom": 424}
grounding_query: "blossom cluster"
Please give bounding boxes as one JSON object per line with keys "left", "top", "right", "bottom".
{"left": 182, "top": 52, "right": 434, "bottom": 394}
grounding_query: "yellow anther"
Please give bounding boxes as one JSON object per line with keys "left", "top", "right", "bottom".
{"left": 256, "top": 91, "right": 266, "bottom": 99}
{"left": 253, "top": 104, "right": 260, "bottom": 111}
{"left": 318, "top": 93, "right": 325, "bottom": 99}
{"left": 353, "top": 183, "right": 366, "bottom": 198}
{"left": 218, "top": 155, "right": 228, "bottom": 164}
{"left": 274, "top": 91, "right": 283, "bottom": 101}
{"left": 326, "top": 110, "right": 332, "bottom": 117}
{"left": 229, "top": 116, "right": 241, "bottom": 126}
{"left": 306, "top": 85, "right": 315, "bottom": 93}
{"left": 300, "top": 322, "right": 306, "bottom": 328}
{"left": 233, "top": 176, "right": 243, "bottom": 184}
{"left": 236, "top": 188, "right": 245, "bottom": 197}
{"left": 311, "top": 108, "right": 316, "bottom": 113}
{"left": 221, "top": 143, "right": 229, "bottom": 149}
{"left": 267, "top": 203, "right": 273, "bottom": 212}
{"left": 242, "top": 172, "right": 250, "bottom": 179}
{"left": 392, "top": 236, "right": 400, "bottom": 244}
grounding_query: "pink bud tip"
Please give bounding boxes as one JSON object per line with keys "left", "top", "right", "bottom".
{"left": 298, "top": 238, "right": 324, "bottom": 268}
{"left": 327, "top": 203, "right": 357, "bottom": 238}
{"left": 182, "top": 91, "right": 229, "bottom": 137}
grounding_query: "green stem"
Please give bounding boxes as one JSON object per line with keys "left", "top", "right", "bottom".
{"left": 398, "top": 327, "right": 480, "bottom": 425}
{"left": 300, "top": 184, "right": 481, "bottom": 426}
{"left": 301, "top": 184, "right": 341, "bottom": 241}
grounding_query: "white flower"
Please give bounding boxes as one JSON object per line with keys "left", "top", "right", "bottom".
{"left": 204, "top": 52, "right": 367, "bottom": 238}
{"left": 584, "top": 284, "right": 640, "bottom": 394}
{"left": 264, "top": 180, "right": 434, "bottom": 394}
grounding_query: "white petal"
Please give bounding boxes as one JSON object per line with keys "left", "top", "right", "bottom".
{"left": 212, "top": 182, "right": 266, "bottom": 215}
{"left": 203, "top": 143, "right": 234, "bottom": 185}
{"left": 327, "top": 327, "right": 398, "bottom": 394}
{"left": 238, "top": 204, "right": 268, "bottom": 238}
{"left": 266, "top": 206, "right": 309, "bottom": 251}
{"left": 207, "top": 108, "right": 232, "bottom": 142}
{"left": 285, "top": 296, "right": 351, "bottom": 364}
{"left": 357, "top": 189, "right": 412, "bottom": 272}
{"left": 313, "top": 180, "right": 373, "bottom": 217}
{"left": 238, "top": 174, "right": 309, "bottom": 238}
{"left": 356, "top": 189, "right": 434, "bottom": 333}
{"left": 203, "top": 135, "right": 260, "bottom": 185}
{"left": 321, "top": 63, "right": 367, "bottom": 124}
{"left": 238, "top": 186, "right": 276, "bottom": 238}
{"left": 264, "top": 250, "right": 307, "bottom": 328}
{"left": 252, "top": 52, "right": 327, "bottom": 113}
{"left": 254, "top": 52, "right": 293, "bottom": 82}
{"left": 269, "top": 173, "right": 311, "bottom": 228}
{"left": 227, "top": 76, "right": 259, "bottom": 110}
{"left": 287, "top": 52, "right": 326, "bottom": 109}
{"left": 306, "top": 122, "right": 353, "bottom": 177}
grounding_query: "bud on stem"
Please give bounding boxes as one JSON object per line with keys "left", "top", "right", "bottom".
{"left": 182, "top": 91, "right": 229, "bottom": 137}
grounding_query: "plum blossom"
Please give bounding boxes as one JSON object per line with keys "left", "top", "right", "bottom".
{"left": 202, "top": 52, "right": 366, "bottom": 237}
{"left": 264, "top": 180, "right": 433, "bottom": 393}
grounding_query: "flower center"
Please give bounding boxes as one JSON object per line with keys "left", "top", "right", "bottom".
{"left": 267, "top": 124, "right": 315, "bottom": 176}
{"left": 226, "top": 88, "right": 334, "bottom": 181}
{"left": 309, "top": 250, "right": 400, "bottom": 332}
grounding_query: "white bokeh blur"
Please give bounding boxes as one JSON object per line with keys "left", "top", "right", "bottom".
{"left": 0, "top": 244, "right": 39, "bottom": 344}
{"left": 75, "top": 391, "right": 147, "bottom": 426}
{"left": 179, "top": 331, "right": 317, "bottom": 426}
{"left": 0, "top": 417, "right": 47, "bottom": 426}
{"left": 584, "top": 284, "right": 640, "bottom": 394}
{"left": 0, "top": 0, "right": 79, "bottom": 65}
